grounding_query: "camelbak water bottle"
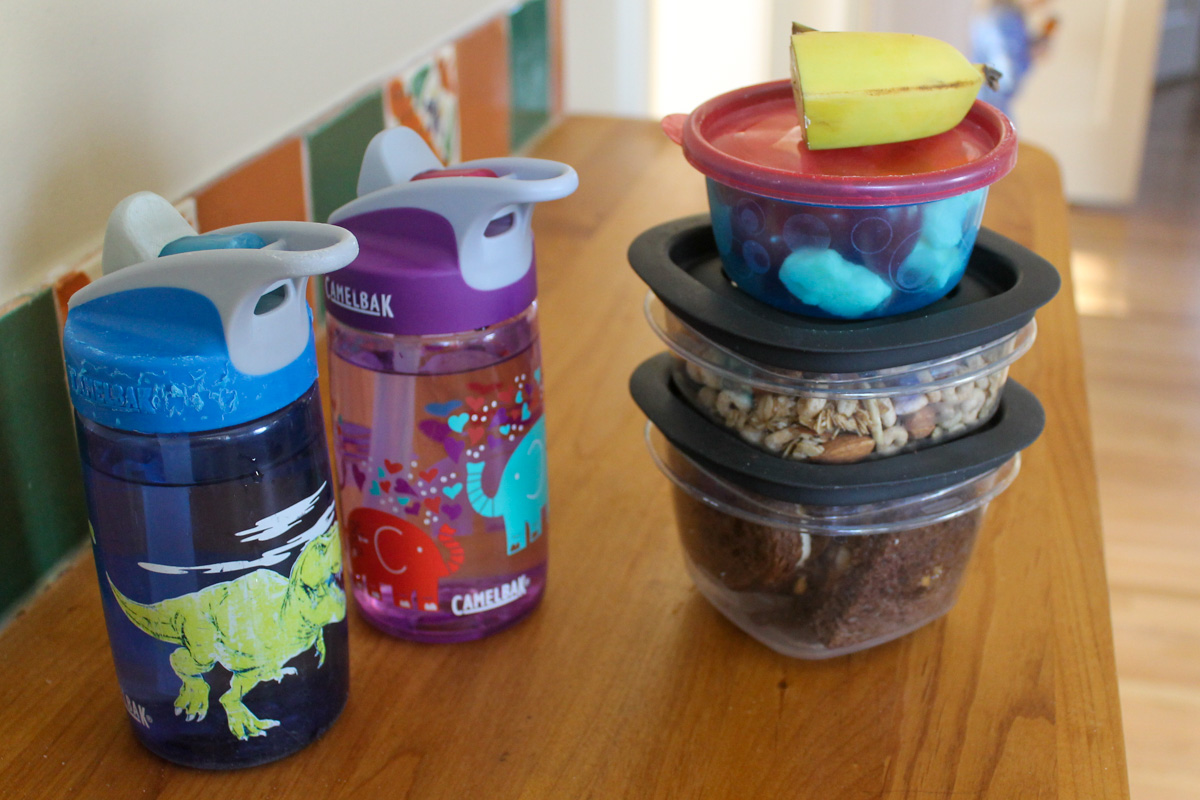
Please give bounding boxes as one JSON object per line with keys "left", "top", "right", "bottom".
{"left": 324, "top": 127, "right": 577, "bottom": 642}
{"left": 62, "top": 193, "right": 358, "bottom": 768}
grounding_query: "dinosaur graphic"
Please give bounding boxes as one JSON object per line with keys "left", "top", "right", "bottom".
{"left": 107, "top": 522, "right": 346, "bottom": 741}
{"left": 465, "top": 416, "right": 548, "bottom": 554}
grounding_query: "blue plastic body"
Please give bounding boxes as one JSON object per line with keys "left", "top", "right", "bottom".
{"left": 707, "top": 180, "right": 988, "bottom": 319}
{"left": 61, "top": 194, "right": 359, "bottom": 769}
{"left": 76, "top": 384, "right": 348, "bottom": 769}
{"left": 63, "top": 287, "right": 319, "bottom": 434}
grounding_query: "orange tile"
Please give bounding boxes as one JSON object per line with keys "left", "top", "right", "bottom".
{"left": 390, "top": 78, "right": 434, "bottom": 152}
{"left": 52, "top": 270, "right": 91, "bottom": 330}
{"left": 194, "top": 138, "right": 308, "bottom": 232}
{"left": 548, "top": 0, "right": 564, "bottom": 119}
{"left": 456, "top": 18, "right": 511, "bottom": 161}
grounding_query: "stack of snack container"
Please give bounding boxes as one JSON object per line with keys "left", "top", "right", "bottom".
{"left": 628, "top": 80, "right": 1060, "bottom": 659}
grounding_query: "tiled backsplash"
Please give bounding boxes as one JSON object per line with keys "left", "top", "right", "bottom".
{"left": 0, "top": 289, "right": 91, "bottom": 615}
{"left": 0, "top": 0, "right": 562, "bottom": 622}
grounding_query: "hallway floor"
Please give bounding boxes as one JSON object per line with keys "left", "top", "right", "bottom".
{"left": 1069, "top": 77, "right": 1200, "bottom": 799}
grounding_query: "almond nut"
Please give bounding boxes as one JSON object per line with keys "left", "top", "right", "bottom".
{"left": 903, "top": 405, "right": 937, "bottom": 439}
{"left": 809, "top": 434, "right": 875, "bottom": 464}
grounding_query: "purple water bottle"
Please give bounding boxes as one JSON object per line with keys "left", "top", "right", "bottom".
{"left": 324, "top": 127, "right": 577, "bottom": 642}
{"left": 62, "top": 193, "right": 358, "bottom": 768}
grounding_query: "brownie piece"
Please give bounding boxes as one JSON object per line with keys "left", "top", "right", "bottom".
{"left": 788, "top": 509, "right": 983, "bottom": 650}
{"left": 671, "top": 485, "right": 984, "bottom": 653}
{"left": 672, "top": 490, "right": 813, "bottom": 592}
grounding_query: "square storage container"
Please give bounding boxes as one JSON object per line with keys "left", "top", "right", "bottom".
{"left": 629, "top": 216, "right": 1059, "bottom": 464}
{"left": 631, "top": 353, "right": 1045, "bottom": 658}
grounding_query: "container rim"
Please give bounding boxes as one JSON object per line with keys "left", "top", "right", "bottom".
{"left": 645, "top": 292, "right": 1037, "bottom": 397}
{"left": 676, "top": 80, "right": 1019, "bottom": 207}
{"left": 647, "top": 423, "right": 1020, "bottom": 534}
{"left": 627, "top": 218, "right": 1062, "bottom": 374}
{"left": 629, "top": 352, "right": 1045, "bottom": 506}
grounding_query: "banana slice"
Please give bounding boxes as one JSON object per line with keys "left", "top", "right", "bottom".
{"left": 790, "top": 24, "right": 1000, "bottom": 150}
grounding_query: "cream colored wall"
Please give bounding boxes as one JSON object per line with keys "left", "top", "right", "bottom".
{"left": 0, "top": 0, "right": 511, "bottom": 304}
{"left": 647, "top": 0, "right": 863, "bottom": 119}
{"left": 1013, "top": 0, "right": 1166, "bottom": 205}
{"left": 599, "top": 0, "right": 1166, "bottom": 206}
{"left": 563, "top": 0, "right": 650, "bottom": 116}
{"left": 650, "top": 0, "right": 773, "bottom": 118}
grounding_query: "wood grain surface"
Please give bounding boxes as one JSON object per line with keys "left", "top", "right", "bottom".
{"left": 0, "top": 117, "right": 1128, "bottom": 799}
{"left": 1069, "top": 78, "right": 1200, "bottom": 800}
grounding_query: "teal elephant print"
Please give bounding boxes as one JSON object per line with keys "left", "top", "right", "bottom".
{"left": 465, "top": 417, "right": 548, "bottom": 554}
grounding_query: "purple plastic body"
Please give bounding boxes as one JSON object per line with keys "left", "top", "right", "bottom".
{"left": 327, "top": 308, "right": 548, "bottom": 643}
{"left": 323, "top": 207, "right": 537, "bottom": 336}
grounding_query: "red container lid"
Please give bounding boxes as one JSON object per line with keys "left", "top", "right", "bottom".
{"left": 662, "top": 80, "right": 1018, "bottom": 207}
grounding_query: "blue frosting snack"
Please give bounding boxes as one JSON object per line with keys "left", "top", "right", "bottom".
{"left": 778, "top": 248, "right": 893, "bottom": 318}
{"left": 707, "top": 182, "right": 988, "bottom": 319}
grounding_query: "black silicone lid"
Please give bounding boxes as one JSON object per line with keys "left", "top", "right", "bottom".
{"left": 630, "top": 352, "right": 1045, "bottom": 506}
{"left": 628, "top": 215, "right": 1061, "bottom": 373}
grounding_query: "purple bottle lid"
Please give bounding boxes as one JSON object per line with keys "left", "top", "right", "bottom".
{"left": 326, "top": 127, "right": 578, "bottom": 336}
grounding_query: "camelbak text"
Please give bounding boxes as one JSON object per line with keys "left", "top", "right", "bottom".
{"left": 325, "top": 278, "right": 394, "bottom": 318}
{"left": 451, "top": 575, "right": 531, "bottom": 616}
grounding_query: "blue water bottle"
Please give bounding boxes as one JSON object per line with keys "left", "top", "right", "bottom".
{"left": 62, "top": 192, "right": 358, "bottom": 769}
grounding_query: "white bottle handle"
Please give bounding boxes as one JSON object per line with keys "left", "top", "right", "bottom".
{"left": 331, "top": 127, "right": 578, "bottom": 291}
{"left": 72, "top": 192, "right": 358, "bottom": 376}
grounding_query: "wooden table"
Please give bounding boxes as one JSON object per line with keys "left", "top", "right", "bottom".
{"left": 0, "top": 117, "right": 1128, "bottom": 798}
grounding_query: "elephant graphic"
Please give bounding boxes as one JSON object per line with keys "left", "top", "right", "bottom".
{"left": 347, "top": 507, "right": 460, "bottom": 610}
{"left": 465, "top": 416, "right": 548, "bottom": 555}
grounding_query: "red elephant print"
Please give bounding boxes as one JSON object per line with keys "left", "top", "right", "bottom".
{"left": 347, "top": 507, "right": 461, "bottom": 611}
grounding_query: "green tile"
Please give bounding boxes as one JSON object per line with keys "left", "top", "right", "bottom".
{"left": 307, "top": 90, "right": 386, "bottom": 223}
{"left": 0, "top": 290, "right": 90, "bottom": 616}
{"left": 509, "top": 0, "right": 551, "bottom": 151}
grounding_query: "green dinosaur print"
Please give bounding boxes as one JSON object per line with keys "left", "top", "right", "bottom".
{"left": 107, "top": 522, "right": 346, "bottom": 741}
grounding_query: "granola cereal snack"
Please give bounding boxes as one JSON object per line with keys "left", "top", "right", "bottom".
{"left": 651, "top": 426, "right": 1020, "bottom": 658}
{"left": 679, "top": 357, "right": 1008, "bottom": 464}
{"left": 644, "top": 291, "right": 1035, "bottom": 465}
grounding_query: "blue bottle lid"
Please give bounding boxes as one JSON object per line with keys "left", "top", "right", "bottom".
{"left": 63, "top": 192, "right": 359, "bottom": 434}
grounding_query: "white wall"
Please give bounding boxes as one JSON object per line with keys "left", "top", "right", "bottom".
{"left": 563, "top": 0, "right": 651, "bottom": 116}
{"left": 561, "top": 0, "right": 864, "bottom": 120}
{"left": 867, "top": 0, "right": 972, "bottom": 53}
{"left": 649, "top": 0, "right": 773, "bottom": 118}
{"left": 1012, "top": 0, "right": 1165, "bottom": 204}
{"left": 568, "top": 0, "right": 1166, "bottom": 206}
{"left": 645, "top": 0, "right": 866, "bottom": 118}
{"left": 0, "top": 0, "right": 513, "bottom": 304}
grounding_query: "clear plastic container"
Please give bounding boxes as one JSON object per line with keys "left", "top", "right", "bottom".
{"left": 646, "top": 295, "right": 1035, "bottom": 463}
{"left": 647, "top": 425, "right": 1019, "bottom": 659}
{"left": 662, "top": 81, "right": 1017, "bottom": 319}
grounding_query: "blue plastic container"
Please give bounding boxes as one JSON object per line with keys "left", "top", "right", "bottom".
{"left": 662, "top": 81, "right": 1017, "bottom": 320}
{"left": 62, "top": 193, "right": 358, "bottom": 768}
